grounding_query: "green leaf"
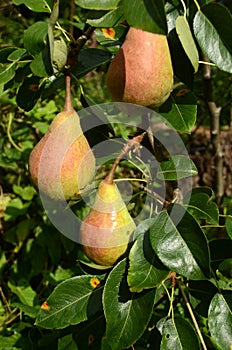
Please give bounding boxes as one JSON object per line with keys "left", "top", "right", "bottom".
{"left": 150, "top": 205, "right": 210, "bottom": 280}
{"left": 49, "top": 0, "right": 59, "bottom": 26}
{"left": 159, "top": 86, "right": 197, "bottom": 133}
{"left": 58, "top": 334, "right": 78, "bottom": 350}
{"left": 4, "top": 198, "right": 30, "bottom": 221}
{"left": 183, "top": 188, "right": 219, "bottom": 225}
{"left": 16, "top": 219, "right": 36, "bottom": 242}
{"left": 0, "top": 47, "right": 18, "bottom": 63}
{"left": 24, "top": 22, "right": 48, "bottom": 56}
{"left": 75, "top": 0, "right": 120, "bottom": 10}
{"left": 103, "top": 259, "right": 156, "bottom": 350}
{"left": 44, "top": 48, "right": 112, "bottom": 96}
{"left": 122, "top": 0, "right": 167, "bottom": 35}
{"left": 16, "top": 76, "right": 42, "bottom": 111}
{"left": 8, "top": 279, "right": 37, "bottom": 306}
{"left": 201, "top": 3, "right": 232, "bottom": 55}
{"left": 12, "top": 302, "right": 39, "bottom": 318}
{"left": 176, "top": 16, "right": 199, "bottom": 73}
{"left": 193, "top": 10, "right": 232, "bottom": 73}
{"left": 87, "top": 7, "right": 124, "bottom": 27}
{"left": 132, "top": 218, "right": 156, "bottom": 240}
{"left": 226, "top": 216, "right": 232, "bottom": 240}
{"left": 13, "top": 0, "right": 53, "bottom": 12}
{"left": 128, "top": 232, "right": 169, "bottom": 293}
{"left": 160, "top": 316, "right": 201, "bottom": 350}
{"left": 0, "top": 333, "right": 26, "bottom": 348}
{"left": 208, "top": 291, "right": 232, "bottom": 350}
{"left": 168, "top": 29, "right": 194, "bottom": 89}
{"left": 95, "top": 25, "right": 127, "bottom": 47}
{"left": 0, "top": 248, "right": 7, "bottom": 279}
{"left": 72, "top": 48, "right": 112, "bottom": 77}
{"left": 53, "top": 37, "right": 68, "bottom": 71}
{"left": 157, "top": 155, "right": 198, "bottom": 181}
{"left": 13, "top": 185, "right": 37, "bottom": 201}
{"left": 36, "top": 275, "right": 103, "bottom": 329}
{"left": 7, "top": 48, "right": 27, "bottom": 61}
{"left": 0, "top": 62, "right": 16, "bottom": 85}
{"left": 30, "top": 47, "right": 53, "bottom": 77}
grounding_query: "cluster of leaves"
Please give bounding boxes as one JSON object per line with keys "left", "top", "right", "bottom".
{"left": 0, "top": 0, "right": 232, "bottom": 349}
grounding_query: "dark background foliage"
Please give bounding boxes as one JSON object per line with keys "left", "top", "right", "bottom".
{"left": 0, "top": 0, "right": 231, "bottom": 349}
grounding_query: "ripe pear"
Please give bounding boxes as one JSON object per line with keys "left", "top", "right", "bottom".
{"left": 29, "top": 76, "right": 95, "bottom": 201}
{"left": 106, "top": 27, "right": 173, "bottom": 108}
{"left": 80, "top": 175, "right": 136, "bottom": 267}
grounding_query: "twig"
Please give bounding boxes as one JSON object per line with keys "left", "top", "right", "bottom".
{"left": 4, "top": 312, "right": 21, "bottom": 326}
{"left": 105, "top": 133, "right": 146, "bottom": 184}
{"left": 7, "top": 113, "right": 23, "bottom": 152}
{"left": 0, "top": 287, "right": 11, "bottom": 313}
{"left": 65, "top": 26, "right": 96, "bottom": 71}
{"left": 179, "top": 283, "right": 208, "bottom": 350}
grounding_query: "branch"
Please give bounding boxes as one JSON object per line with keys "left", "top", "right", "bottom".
{"left": 69, "top": 0, "right": 75, "bottom": 39}
{"left": 65, "top": 26, "right": 96, "bottom": 71}
{"left": 202, "top": 54, "right": 224, "bottom": 205}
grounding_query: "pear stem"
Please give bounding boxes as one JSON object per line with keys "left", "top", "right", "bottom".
{"left": 105, "top": 133, "right": 146, "bottom": 185}
{"left": 63, "top": 74, "right": 73, "bottom": 112}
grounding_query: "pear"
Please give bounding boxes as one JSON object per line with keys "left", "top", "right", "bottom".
{"left": 80, "top": 175, "right": 136, "bottom": 267}
{"left": 106, "top": 27, "right": 173, "bottom": 108}
{"left": 29, "top": 75, "right": 95, "bottom": 200}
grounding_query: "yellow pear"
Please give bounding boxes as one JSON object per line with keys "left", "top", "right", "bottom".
{"left": 29, "top": 76, "right": 95, "bottom": 200}
{"left": 106, "top": 27, "right": 173, "bottom": 108}
{"left": 80, "top": 176, "right": 136, "bottom": 267}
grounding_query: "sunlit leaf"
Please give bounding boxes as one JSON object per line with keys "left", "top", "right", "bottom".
{"left": 7, "top": 48, "right": 27, "bottom": 61}
{"left": 0, "top": 63, "right": 16, "bottom": 85}
{"left": 13, "top": 0, "right": 53, "bottom": 12}
{"left": 159, "top": 86, "right": 197, "bottom": 133}
{"left": 8, "top": 279, "right": 37, "bottom": 306}
{"left": 122, "top": 0, "right": 167, "bottom": 34}
{"left": 103, "top": 259, "right": 156, "bottom": 349}
{"left": 75, "top": 0, "right": 120, "bottom": 10}
{"left": 160, "top": 316, "right": 201, "bottom": 350}
{"left": 24, "top": 22, "right": 48, "bottom": 56}
{"left": 208, "top": 292, "right": 232, "bottom": 350}
{"left": 150, "top": 205, "right": 210, "bottom": 280}
{"left": 128, "top": 232, "right": 169, "bottom": 293}
{"left": 87, "top": 7, "right": 124, "bottom": 27}
{"left": 36, "top": 275, "right": 103, "bottom": 329}
{"left": 201, "top": 3, "right": 232, "bottom": 55}
{"left": 176, "top": 16, "right": 199, "bottom": 73}
{"left": 193, "top": 9, "right": 232, "bottom": 73}
{"left": 30, "top": 47, "right": 53, "bottom": 77}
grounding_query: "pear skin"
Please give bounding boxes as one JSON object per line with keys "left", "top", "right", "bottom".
{"left": 29, "top": 76, "right": 95, "bottom": 200}
{"left": 106, "top": 27, "right": 173, "bottom": 108}
{"left": 80, "top": 178, "right": 136, "bottom": 267}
